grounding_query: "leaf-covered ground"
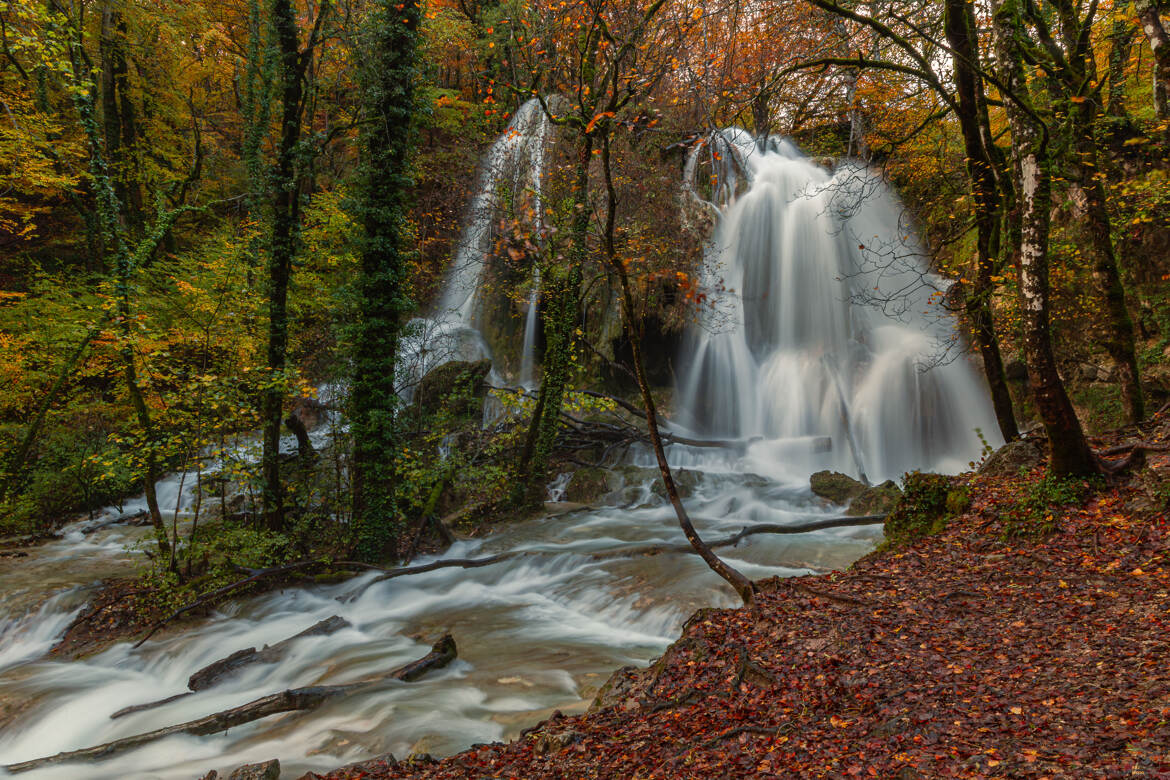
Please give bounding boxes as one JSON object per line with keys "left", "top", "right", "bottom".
{"left": 309, "top": 444, "right": 1170, "bottom": 780}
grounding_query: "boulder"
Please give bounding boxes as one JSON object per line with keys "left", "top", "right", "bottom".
{"left": 650, "top": 467, "right": 701, "bottom": 499}
{"left": 978, "top": 439, "right": 1044, "bottom": 478}
{"left": 809, "top": 470, "right": 867, "bottom": 504}
{"left": 564, "top": 467, "right": 611, "bottom": 504}
{"left": 847, "top": 480, "right": 902, "bottom": 516}
{"left": 414, "top": 359, "right": 492, "bottom": 420}
{"left": 228, "top": 760, "right": 280, "bottom": 780}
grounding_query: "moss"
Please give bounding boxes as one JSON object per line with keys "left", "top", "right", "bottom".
{"left": 882, "top": 472, "right": 968, "bottom": 549}
{"left": 810, "top": 470, "right": 867, "bottom": 503}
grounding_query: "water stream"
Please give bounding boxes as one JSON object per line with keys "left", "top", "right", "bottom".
{"left": 0, "top": 119, "right": 996, "bottom": 778}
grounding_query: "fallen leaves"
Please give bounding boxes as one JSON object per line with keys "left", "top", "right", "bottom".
{"left": 308, "top": 435, "right": 1170, "bottom": 780}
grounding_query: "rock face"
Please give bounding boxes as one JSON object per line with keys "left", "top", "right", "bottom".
{"left": 414, "top": 359, "right": 492, "bottom": 420}
{"left": 978, "top": 439, "right": 1044, "bottom": 478}
{"left": 810, "top": 470, "right": 867, "bottom": 504}
{"left": 847, "top": 480, "right": 902, "bottom": 516}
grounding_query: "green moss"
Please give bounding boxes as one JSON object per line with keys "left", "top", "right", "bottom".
{"left": 881, "top": 472, "right": 969, "bottom": 549}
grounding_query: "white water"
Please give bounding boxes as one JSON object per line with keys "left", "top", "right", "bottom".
{"left": 678, "top": 129, "right": 1000, "bottom": 482}
{"left": 399, "top": 99, "right": 550, "bottom": 393}
{"left": 0, "top": 125, "right": 996, "bottom": 778}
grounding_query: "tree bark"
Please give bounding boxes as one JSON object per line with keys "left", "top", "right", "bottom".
{"left": 992, "top": 0, "right": 1098, "bottom": 476}
{"left": 1108, "top": 1, "right": 1137, "bottom": 117}
{"left": 350, "top": 0, "right": 418, "bottom": 559}
{"left": 945, "top": 0, "right": 1020, "bottom": 443}
{"left": 599, "top": 134, "right": 755, "bottom": 608}
{"left": 262, "top": 0, "right": 309, "bottom": 531}
{"left": 1136, "top": 0, "right": 1170, "bottom": 119}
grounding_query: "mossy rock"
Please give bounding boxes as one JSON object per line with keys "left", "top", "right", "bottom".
{"left": 650, "top": 467, "right": 701, "bottom": 499}
{"left": 810, "top": 470, "right": 867, "bottom": 504}
{"left": 564, "top": 467, "right": 612, "bottom": 504}
{"left": 883, "top": 472, "right": 970, "bottom": 546}
{"left": 847, "top": 480, "right": 902, "bottom": 516}
{"left": 979, "top": 439, "right": 1044, "bottom": 478}
{"left": 415, "top": 359, "right": 492, "bottom": 421}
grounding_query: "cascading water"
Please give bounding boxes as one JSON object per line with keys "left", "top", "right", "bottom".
{"left": 676, "top": 129, "right": 1000, "bottom": 483}
{"left": 400, "top": 99, "right": 550, "bottom": 391}
{"left": 0, "top": 122, "right": 999, "bottom": 779}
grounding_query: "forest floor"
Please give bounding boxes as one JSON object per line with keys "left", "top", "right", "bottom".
{"left": 306, "top": 433, "right": 1170, "bottom": 779}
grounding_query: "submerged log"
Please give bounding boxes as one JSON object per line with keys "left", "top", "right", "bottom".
{"left": 111, "top": 616, "right": 352, "bottom": 719}
{"left": 189, "top": 615, "right": 350, "bottom": 691}
{"left": 6, "top": 635, "right": 457, "bottom": 774}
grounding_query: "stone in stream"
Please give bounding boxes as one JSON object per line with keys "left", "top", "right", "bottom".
{"left": 847, "top": 480, "right": 902, "bottom": 517}
{"left": 809, "top": 470, "right": 867, "bottom": 504}
{"left": 228, "top": 760, "right": 280, "bottom": 780}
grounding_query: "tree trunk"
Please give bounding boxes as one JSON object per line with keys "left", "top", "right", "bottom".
{"left": 1070, "top": 119, "right": 1144, "bottom": 423}
{"left": 599, "top": 135, "right": 755, "bottom": 608}
{"left": 992, "top": 0, "right": 1098, "bottom": 476}
{"left": 1108, "top": 1, "right": 1136, "bottom": 117}
{"left": 262, "top": 0, "right": 306, "bottom": 531}
{"left": 350, "top": 0, "right": 419, "bottom": 560}
{"left": 1136, "top": 0, "right": 1170, "bottom": 119}
{"left": 945, "top": 0, "right": 1020, "bottom": 442}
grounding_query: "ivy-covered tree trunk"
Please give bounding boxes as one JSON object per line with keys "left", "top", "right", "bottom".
{"left": 66, "top": 29, "right": 171, "bottom": 557}
{"left": 516, "top": 135, "right": 590, "bottom": 503}
{"left": 993, "top": 0, "right": 1098, "bottom": 476}
{"left": 944, "top": 0, "right": 1019, "bottom": 443}
{"left": 261, "top": 0, "right": 306, "bottom": 531}
{"left": 350, "top": 0, "right": 420, "bottom": 561}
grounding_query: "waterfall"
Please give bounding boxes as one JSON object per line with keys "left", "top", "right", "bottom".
{"left": 401, "top": 100, "right": 550, "bottom": 391}
{"left": 675, "top": 129, "right": 1000, "bottom": 483}
{"left": 519, "top": 266, "right": 541, "bottom": 388}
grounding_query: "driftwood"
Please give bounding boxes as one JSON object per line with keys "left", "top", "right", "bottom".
{"left": 6, "top": 635, "right": 457, "bottom": 774}
{"left": 189, "top": 615, "right": 350, "bottom": 691}
{"left": 590, "top": 515, "right": 887, "bottom": 559}
{"left": 140, "top": 516, "right": 887, "bottom": 637}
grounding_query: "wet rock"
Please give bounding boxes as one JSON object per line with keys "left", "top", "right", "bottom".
{"left": 978, "top": 439, "right": 1044, "bottom": 478}
{"left": 1079, "top": 362, "right": 1115, "bottom": 383}
{"left": 415, "top": 359, "right": 492, "bottom": 420}
{"left": 809, "top": 470, "right": 867, "bottom": 504}
{"left": 564, "top": 467, "right": 610, "bottom": 504}
{"left": 649, "top": 467, "right": 701, "bottom": 499}
{"left": 591, "top": 665, "right": 641, "bottom": 711}
{"left": 228, "top": 760, "right": 280, "bottom": 780}
{"left": 298, "top": 754, "right": 398, "bottom": 779}
{"left": 847, "top": 480, "right": 902, "bottom": 516}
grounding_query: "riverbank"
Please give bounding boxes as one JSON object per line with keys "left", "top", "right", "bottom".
{"left": 303, "top": 441, "right": 1170, "bottom": 779}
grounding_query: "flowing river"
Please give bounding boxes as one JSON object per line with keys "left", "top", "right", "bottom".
{"left": 0, "top": 107, "right": 998, "bottom": 778}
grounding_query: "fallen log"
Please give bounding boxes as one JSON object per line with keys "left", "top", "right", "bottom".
{"left": 6, "top": 635, "right": 457, "bottom": 774}
{"left": 113, "top": 617, "right": 352, "bottom": 718}
{"left": 590, "top": 515, "right": 887, "bottom": 559}
{"left": 188, "top": 615, "right": 350, "bottom": 691}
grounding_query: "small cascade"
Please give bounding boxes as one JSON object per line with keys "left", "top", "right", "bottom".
{"left": 519, "top": 267, "right": 541, "bottom": 388}
{"left": 402, "top": 100, "right": 550, "bottom": 391}
{"left": 675, "top": 129, "right": 1000, "bottom": 483}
